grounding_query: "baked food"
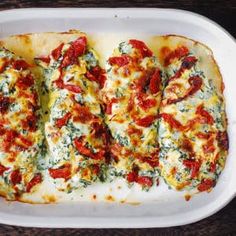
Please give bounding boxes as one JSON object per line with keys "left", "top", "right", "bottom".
{"left": 101, "top": 39, "right": 164, "bottom": 189}
{"left": 0, "top": 47, "right": 44, "bottom": 200}
{"left": 154, "top": 35, "right": 228, "bottom": 191}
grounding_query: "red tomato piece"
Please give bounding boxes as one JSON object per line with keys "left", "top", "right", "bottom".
{"left": 129, "top": 39, "right": 153, "bottom": 57}
{"left": 197, "top": 179, "right": 214, "bottom": 192}
{"left": 160, "top": 113, "right": 184, "bottom": 130}
{"left": 137, "top": 176, "right": 153, "bottom": 187}
{"left": 0, "top": 164, "right": 9, "bottom": 176}
{"left": 137, "top": 93, "right": 157, "bottom": 110}
{"left": 22, "top": 114, "right": 37, "bottom": 132}
{"left": 26, "top": 173, "right": 42, "bottom": 192}
{"left": 105, "top": 98, "right": 118, "bottom": 115}
{"left": 108, "top": 55, "right": 131, "bottom": 67}
{"left": 127, "top": 126, "right": 143, "bottom": 136}
{"left": 71, "top": 36, "right": 87, "bottom": 57}
{"left": 10, "top": 169, "right": 22, "bottom": 185}
{"left": 203, "top": 138, "right": 215, "bottom": 153}
{"left": 149, "top": 69, "right": 161, "bottom": 94}
{"left": 183, "top": 159, "right": 201, "bottom": 178}
{"left": 86, "top": 66, "right": 107, "bottom": 88}
{"left": 16, "top": 74, "right": 34, "bottom": 89}
{"left": 166, "top": 76, "right": 202, "bottom": 105}
{"left": 168, "top": 56, "right": 197, "bottom": 83}
{"left": 63, "top": 84, "right": 82, "bottom": 93}
{"left": 74, "top": 138, "right": 104, "bottom": 160}
{"left": 73, "top": 104, "right": 94, "bottom": 123}
{"left": 60, "top": 37, "right": 87, "bottom": 68}
{"left": 196, "top": 132, "right": 212, "bottom": 139}
{"left": 3, "top": 130, "right": 18, "bottom": 152}
{"left": 135, "top": 115, "right": 157, "bottom": 127}
{"left": 196, "top": 105, "right": 214, "bottom": 125}
{"left": 182, "top": 138, "right": 194, "bottom": 154}
{"left": 49, "top": 164, "right": 71, "bottom": 180}
{"left": 164, "top": 46, "right": 189, "bottom": 66}
{"left": 51, "top": 43, "right": 64, "bottom": 60}
{"left": 12, "top": 59, "right": 30, "bottom": 70}
{"left": 0, "top": 96, "right": 10, "bottom": 114}
{"left": 209, "top": 162, "right": 216, "bottom": 173}
{"left": 126, "top": 171, "right": 138, "bottom": 183}
{"left": 188, "top": 76, "right": 203, "bottom": 96}
{"left": 55, "top": 112, "right": 72, "bottom": 128}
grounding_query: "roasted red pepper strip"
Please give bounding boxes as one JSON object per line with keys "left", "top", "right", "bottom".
{"left": 51, "top": 43, "right": 64, "bottom": 60}
{"left": 129, "top": 39, "right": 153, "bottom": 58}
{"left": 164, "top": 46, "right": 189, "bottom": 66}
{"left": 137, "top": 176, "right": 153, "bottom": 187}
{"left": 61, "top": 37, "right": 87, "bottom": 68}
{"left": 73, "top": 104, "right": 94, "bottom": 123}
{"left": 126, "top": 171, "right": 153, "bottom": 187}
{"left": 55, "top": 112, "right": 72, "bottom": 128}
{"left": 160, "top": 113, "right": 184, "bottom": 130}
{"left": 196, "top": 105, "right": 214, "bottom": 125}
{"left": 135, "top": 115, "right": 157, "bottom": 127}
{"left": 166, "top": 76, "right": 202, "bottom": 105}
{"left": 0, "top": 96, "right": 10, "bottom": 114}
{"left": 126, "top": 171, "right": 138, "bottom": 183}
{"left": 183, "top": 159, "right": 201, "bottom": 178}
{"left": 168, "top": 56, "right": 198, "bottom": 83}
{"left": 137, "top": 93, "right": 157, "bottom": 111}
{"left": 85, "top": 66, "right": 106, "bottom": 88}
{"left": 16, "top": 74, "right": 34, "bottom": 90}
{"left": 49, "top": 164, "right": 71, "bottom": 180}
{"left": 22, "top": 114, "right": 38, "bottom": 132}
{"left": 198, "top": 179, "right": 215, "bottom": 192}
{"left": 10, "top": 169, "right": 22, "bottom": 185}
{"left": 26, "top": 173, "right": 42, "bottom": 192}
{"left": 74, "top": 137, "right": 105, "bottom": 160}
{"left": 127, "top": 126, "right": 143, "bottom": 136}
{"left": 108, "top": 55, "right": 131, "bottom": 67}
{"left": 203, "top": 138, "right": 215, "bottom": 153}
{"left": 12, "top": 59, "right": 30, "bottom": 70}
{"left": 149, "top": 69, "right": 161, "bottom": 94}
{"left": 105, "top": 98, "right": 118, "bottom": 115}
{"left": 0, "top": 164, "right": 9, "bottom": 176}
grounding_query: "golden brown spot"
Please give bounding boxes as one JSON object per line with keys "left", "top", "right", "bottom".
{"left": 185, "top": 194, "right": 191, "bottom": 201}
{"left": 105, "top": 195, "right": 115, "bottom": 202}
{"left": 92, "top": 194, "right": 97, "bottom": 200}
{"left": 42, "top": 194, "right": 57, "bottom": 203}
{"left": 117, "top": 185, "right": 122, "bottom": 190}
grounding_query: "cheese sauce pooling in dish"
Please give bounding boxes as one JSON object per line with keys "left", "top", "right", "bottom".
{"left": 0, "top": 48, "right": 45, "bottom": 200}
{"left": 157, "top": 36, "right": 228, "bottom": 192}
{"left": 102, "top": 39, "right": 165, "bottom": 189}
{"left": 37, "top": 36, "right": 110, "bottom": 192}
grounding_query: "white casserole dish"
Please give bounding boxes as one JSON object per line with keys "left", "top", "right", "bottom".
{"left": 0, "top": 8, "right": 235, "bottom": 228}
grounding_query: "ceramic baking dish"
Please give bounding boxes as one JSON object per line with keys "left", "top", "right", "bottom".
{"left": 0, "top": 8, "right": 235, "bottom": 228}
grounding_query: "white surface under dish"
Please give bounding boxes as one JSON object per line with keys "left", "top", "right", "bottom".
{"left": 0, "top": 8, "right": 235, "bottom": 228}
